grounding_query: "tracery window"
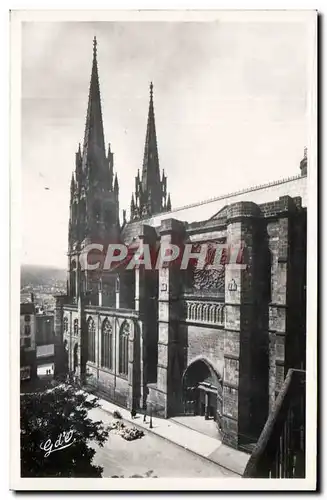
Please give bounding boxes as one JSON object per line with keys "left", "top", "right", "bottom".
{"left": 119, "top": 322, "right": 129, "bottom": 376}
{"left": 101, "top": 319, "right": 113, "bottom": 370}
{"left": 63, "top": 317, "right": 68, "bottom": 333}
{"left": 87, "top": 317, "right": 96, "bottom": 363}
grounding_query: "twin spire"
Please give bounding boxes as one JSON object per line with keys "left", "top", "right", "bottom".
{"left": 72, "top": 38, "right": 171, "bottom": 226}
{"left": 130, "top": 81, "right": 171, "bottom": 220}
{"left": 71, "top": 36, "right": 118, "bottom": 194}
{"left": 82, "top": 36, "right": 106, "bottom": 171}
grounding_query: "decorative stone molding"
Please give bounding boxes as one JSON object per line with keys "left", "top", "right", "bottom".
{"left": 185, "top": 301, "right": 225, "bottom": 326}
{"left": 120, "top": 320, "right": 131, "bottom": 336}
{"left": 228, "top": 279, "right": 237, "bottom": 292}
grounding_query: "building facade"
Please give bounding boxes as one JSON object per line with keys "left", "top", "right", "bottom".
{"left": 20, "top": 302, "right": 37, "bottom": 381}
{"left": 55, "top": 39, "right": 307, "bottom": 450}
{"left": 36, "top": 313, "right": 55, "bottom": 346}
{"left": 20, "top": 302, "right": 36, "bottom": 351}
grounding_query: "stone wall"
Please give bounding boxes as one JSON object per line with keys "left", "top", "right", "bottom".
{"left": 62, "top": 304, "right": 141, "bottom": 410}
{"left": 58, "top": 192, "right": 306, "bottom": 452}
{"left": 186, "top": 324, "right": 224, "bottom": 376}
{"left": 220, "top": 197, "right": 306, "bottom": 449}
{"left": 265, "top": 198, "right": 306, "bottom": 410}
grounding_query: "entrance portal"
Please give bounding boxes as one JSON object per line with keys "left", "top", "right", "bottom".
{"left": 182, "top": 359, "right": 222, "bottom": 428}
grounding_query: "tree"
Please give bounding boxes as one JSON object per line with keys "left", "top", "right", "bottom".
{"left": 21, "top": 384, "right": 110, "bottom": 477}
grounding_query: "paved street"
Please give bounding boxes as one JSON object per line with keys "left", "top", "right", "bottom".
{"left": 89, "top": 406, "right": 239, "bottom": 478}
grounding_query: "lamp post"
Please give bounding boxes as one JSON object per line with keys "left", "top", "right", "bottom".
{"left": 149, "top": 404, "right": 153, "bottom": 429}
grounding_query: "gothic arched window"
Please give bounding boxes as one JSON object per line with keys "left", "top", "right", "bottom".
{"left": 119, "top": 322, "right": 129, "bottom": 376}
{"left": 73, "top": 343, "right": 78, "bottom": 373}
{"left": 73, "top": 319, "right": 78, "bottom": 336}
{"left": 101, "top": 319, "right": 113, "bottom": 370}
{"left": 63, "top": 317, "right": 68, "bottom": 333}
{"left": 87, "top": 317, "right": 96, "bottom": 363}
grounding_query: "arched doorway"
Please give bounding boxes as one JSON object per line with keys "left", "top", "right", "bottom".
{"left": 182, "top": 359, "right": 222, "bottom": 427}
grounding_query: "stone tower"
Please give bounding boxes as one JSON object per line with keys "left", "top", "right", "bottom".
{"left": 130, "top": 83, "right": 171, "bottom": 220}
{"left": 67, "top": 37, "right": 120, "bottom": 303}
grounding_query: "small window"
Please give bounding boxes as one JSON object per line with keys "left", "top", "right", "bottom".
{"left": 101, "top": 319, "right": 113, "bottom": 370}
{"left": 73, "top": 319, "right": 79, "bottom": 335}
{"left": 25, "top": 338, "right": 31, "bottom": 348}
{"left": 20, "top": 366, "right": 31, "bottom": 381}
{"left": 24, "top": 324, "right": 31, "bottom": 336}
{"left": 87, "top": 318, "right": 96, "bottom": 363}
{"left": 119, "top": 322, "right": 129, "bottom": 376}
{"left": 25, "top": 315, "right": 31, "bottom": 322}
{"left": 63, "top": 317, "right": 68, "bottom": 333}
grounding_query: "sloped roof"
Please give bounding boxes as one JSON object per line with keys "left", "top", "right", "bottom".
{"left": 122, "top": 174, "right": 307, "bottom": 238}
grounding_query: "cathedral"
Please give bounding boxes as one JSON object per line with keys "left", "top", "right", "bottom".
{"left": 55, "top": 38, "right": 307, "bottom": 451}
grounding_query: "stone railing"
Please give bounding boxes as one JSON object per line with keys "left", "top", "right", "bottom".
{"left": 185, "top": 300, "right": 225, "bottom": 326}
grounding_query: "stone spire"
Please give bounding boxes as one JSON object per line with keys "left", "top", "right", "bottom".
{"left": 114, "top": 172, "right": 119, "bottom": 193}
{"left": 130, "top": 83, "right": 171, "bottom": 220}
{"left": 300, "top": 147, "right": 307, "bottom": 176}
{"left": 82, "top": 36, "right": 106, "bottom": 178}
{"left": 67, "top": 36, "right": 121, "bottom": 308}
{"left": 141, "top": 82, "right": 160, "bottom": 193}
{"left": 130, "top": 193, "right": 135, "bottom": 212}
{"left": 107, "top": 143, "right": 114, "bottom": 190}
{"left": 166, "top": 193, "right": 172, "bottom": 211}
{"left": 68, "top": 172, "right": 76, "bottom": 249}
{"left": 70, "top": 172, "right": 75, "bottom": 194}
{"left": 68, "top": 37, "right": 120, "bottom": 252}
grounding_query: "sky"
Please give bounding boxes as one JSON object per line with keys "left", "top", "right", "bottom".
{"left": 21, "top": 17, "right": 312, "bottom": 268}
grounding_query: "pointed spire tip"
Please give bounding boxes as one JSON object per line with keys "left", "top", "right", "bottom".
{"left": 150, "top": 81, "right": 153, "bottom": 100}
{"left": 93, "top": 36, "right": 97, "bottom": 57}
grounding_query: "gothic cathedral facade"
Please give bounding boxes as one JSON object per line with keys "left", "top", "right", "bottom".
{"left": 55, "top": 39, "right": 307, "bottom": 450}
